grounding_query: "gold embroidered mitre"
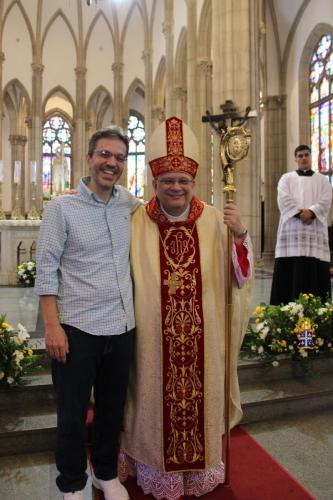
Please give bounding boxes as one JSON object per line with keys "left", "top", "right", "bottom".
{"left": 148, "top": 116, "right": 199, "bottom": 178}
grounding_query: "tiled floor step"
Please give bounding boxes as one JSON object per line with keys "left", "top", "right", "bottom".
{"left": 1, "top": 368, "right": 333, "bottom": 455}
{"left": 241, "top": 371, "right": 333, "bottom": 424}
{"left": 238, "top": 354, "right": 333, "bottom": 384}
{"left": 0, "top": 372, "right": 55, "bottom": 411}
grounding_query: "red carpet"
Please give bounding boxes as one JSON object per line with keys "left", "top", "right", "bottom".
{"left": 91, "top": 426, "right": 314, "bottom": 500}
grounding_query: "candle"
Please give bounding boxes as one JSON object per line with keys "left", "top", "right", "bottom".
{"left": 14, "top": 161, "right": 21, "bottom": 183}
{"left": 0, "top": 160, "right": 3, "bottom": 183}
{"left": 30, "top": 160, "right": 37, "bottom": 183}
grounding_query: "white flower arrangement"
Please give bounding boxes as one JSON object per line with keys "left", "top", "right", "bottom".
{"left": 0, "top": 315, "right": 41, "bottom": 387}
{"left": 242, "top": 293, "right": 333, "bottom": 373}
{"left": 17, "top": 260, "right": 36, "bottom": 286}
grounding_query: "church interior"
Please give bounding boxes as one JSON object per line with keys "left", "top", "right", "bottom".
{"left": 0, "top": 0, "right": 332, "bottom": 499}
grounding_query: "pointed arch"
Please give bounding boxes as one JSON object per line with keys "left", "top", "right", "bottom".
{"left": 41, "top": 9, "right": 78, "bottom": 58}
{"left": 198, "top": 0, "right": 212, "bottom": 59}
{"left": 124, "top": 78, "right": 145, "bottom": 120}
{"left": 175, "top": 27, "right": 187, "bottom": 86}
{"left": 298, "top": 23, "right": 333, "bottom": 143}
{"left": 120, "top": 1, "right": 146, "bottom": 48}
{"left": 3, "top": 79, "right": 31, "bottom": 134}
{"left": 43, "top": 86, "right": 75, "bottom": 120}
{"left": 87, "top": 85, "right": 113, "bottom": 131}
{"left": 2, "top": 0, "right": 35, "bottom": 55}
{"left": 84, "top": 10, "right": 116, "bottom": 58}
{"left": 153, "top": 56, "right": 166, "bottom": 109}
{"left": 281, "top": 0, "right": 312, "bottom": 92}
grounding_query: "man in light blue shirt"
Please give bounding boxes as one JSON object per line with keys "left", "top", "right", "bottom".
{"left": 35, "top": 126, "right": 140, "bottom": 500}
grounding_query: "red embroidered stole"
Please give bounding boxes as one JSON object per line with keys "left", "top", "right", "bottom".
{"left": 146, "top": 197, "right": 206, "bottom": 471}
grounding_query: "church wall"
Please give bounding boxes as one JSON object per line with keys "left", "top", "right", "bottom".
{"left": 86, "top": 16, "right": 115, "bottom": 101}
{"left": 152, "top": 0, "right": 166, "bottom": 83}
{"left": 122, "top": 6, "right": 145, "bottom": 94}
{"left": 173, "top": 0, "right": 187, "bottom": 60}
{"left": 285, "top": 0, "right": 333, "bottom": 167}
{"left": 272, "top": 0, "right": 303, "bottom": 57}
{"left": 1, "top": 111, "right": 11, "bottom": 212}
{"left": 42, "top": 17, "right": 76, "bottom": 102}
{"left": 2, "top": 5, "right": 32, "bottom": 94}
{"left": 265, "top": 4, "right": 280, "bottom": 96}
{"left": 41, "top": 1, "right": 80, "bottom": 35}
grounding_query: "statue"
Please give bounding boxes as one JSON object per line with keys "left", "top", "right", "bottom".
{"left": 52, "top": 144, "right": 70, "bottom": 196}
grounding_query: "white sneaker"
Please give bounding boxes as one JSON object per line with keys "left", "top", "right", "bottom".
{"left": 63, "top": 491, "right": 84, "bottom": 500}
{"left": 92, "top": 473, "right": 129, "bottom": 500}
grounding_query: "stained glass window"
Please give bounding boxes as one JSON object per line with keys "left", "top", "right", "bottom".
{"left": 42, "top": 115, "right": 72, "bottom": 199}
{"left": 309, "top": 34, "right": 333, "bottom": 185}
{"left": 127, "top": 115, "right": 145, "bottom": 198}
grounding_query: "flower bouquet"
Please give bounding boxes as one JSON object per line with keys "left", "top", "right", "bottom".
{"left": 0, "top": 315, "right": 41, "bottom": 387}
{"left": 242, "top": 293, "right": 333, "bottom": 372}
{"left": 17, "top": 260, "right": 36, "bottom": 286}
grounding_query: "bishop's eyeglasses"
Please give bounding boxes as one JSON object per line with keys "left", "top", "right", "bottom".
{"left": 157, "top": 178, "right": 193, "bottom": 186}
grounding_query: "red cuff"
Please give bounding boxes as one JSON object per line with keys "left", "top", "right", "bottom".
{"left": 235, "top": 242, "right": 249, "bottom": 276}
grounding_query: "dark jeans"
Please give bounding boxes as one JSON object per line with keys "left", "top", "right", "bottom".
{"left": 52, "top": 325, "right": 134, "bottom": 493}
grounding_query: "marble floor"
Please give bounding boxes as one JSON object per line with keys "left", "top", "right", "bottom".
{"left": 0, "top": 270, "right": 333, "bottom": 499}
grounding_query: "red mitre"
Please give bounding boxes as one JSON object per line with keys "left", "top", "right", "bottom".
{"left": 148, "top": 116, "right": 199, "bottom": 178}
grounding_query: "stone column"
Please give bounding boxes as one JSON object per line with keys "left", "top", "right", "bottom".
{"left": 142, "top": 48, "right": 153, "bottom": 199}
{"left": 211, "top": 0, "right": 261, "bottom": 258}
{"left": 262, "top": 95, "right": 287, "bottom": 263}
{"left": 0, "top": 52, "right": 6, "bottom": 215}
{"left": 164, "top": 0, "right": 175, "bottom": 117}
{"left": 152, "top": 106, "right": 165, "bottom": 130}
{"left": 112, "top": 61, "right": 124, "bottom": 127}
{"left": 173, "top": 85, "right": 187, "bottom": 120}
{"left": 0, "top": 52, "right": 5, "bottom": 160}
{"left": 197, "top": 58, "right": 213, "bottom": 203}
{"left": 74, "top": 66, "right": 87, "bottom": 183}
{"left": 30, "top": 63, "right": 44, "bottom": 212}
{"left": 186, "top": 0, "right": 197, "bottom": 130}
{"left": 9, "top": 134, "right": 27, "bottom": 215}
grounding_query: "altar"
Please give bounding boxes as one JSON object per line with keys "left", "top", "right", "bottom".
{"left": 0, "top": 220, "right": 41, "bottom": 285}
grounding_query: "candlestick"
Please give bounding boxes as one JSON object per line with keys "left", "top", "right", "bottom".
{"left": 0, "top": 181, "right": 5, "bottom": 219}
{"left": 0, "top": 160, "right": 4, "bottom": 183}
{"left": 14, "top": 161, "right": 21, "bottom": 184}
{"left": 27, "top": 180, "right": 40, "bottom": 220}
{"left": 11, "top": 181, "right": 24, "bottom": 219}
{"left": 30, "top": 160, "right": 37, "bottom": 184}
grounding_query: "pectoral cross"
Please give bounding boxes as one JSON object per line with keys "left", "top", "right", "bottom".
{"left": 163, "top": 272, "right": 183, "bottom": 295}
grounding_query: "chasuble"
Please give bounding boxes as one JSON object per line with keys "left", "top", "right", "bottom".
{"left": 121, "top": 202, "right": 253, "bottom": 477}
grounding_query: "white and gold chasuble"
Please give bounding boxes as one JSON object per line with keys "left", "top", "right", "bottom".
{"left": 121, "top": 201, "right": 253, "bottom": 474}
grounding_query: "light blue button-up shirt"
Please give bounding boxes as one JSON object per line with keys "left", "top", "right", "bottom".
{"left": 35, "top": 177, "right": 141, "bottom": 336}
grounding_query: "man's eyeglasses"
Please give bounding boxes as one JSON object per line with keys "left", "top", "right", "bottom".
{"left": 94, "top": 150, "right": 127, "bottom": 163}
{"left": 157, "top": 178, "right": 193, "bottom": 186}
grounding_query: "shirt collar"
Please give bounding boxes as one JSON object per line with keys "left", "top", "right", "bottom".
{"left": 78, "top": 176, "right": 119, "bottom": 203}
{"left": 296, "top": 169, "right": 314, "bottom": 177}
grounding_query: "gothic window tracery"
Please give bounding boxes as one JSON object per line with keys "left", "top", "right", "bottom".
{"left": 127, "top": 114, "right": 145, "bottom": 198}
{"left": 42, "top": 115, "right": 72, "bottom": 199}
{"left": 310, "top": 34, "right": 333, "bottom": 185}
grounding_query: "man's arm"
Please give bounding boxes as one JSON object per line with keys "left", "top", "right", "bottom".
{"left": 277, "top": 174, "right": 301, "bottom": 221}
{"left": 35, "top": 200, "right": 69, "bottom": 362}
{"left": 40, "top": 296, "right": 69, "bottom": 363}
{"left": 307, "top": 176, "right": 333, "bottom": 224}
